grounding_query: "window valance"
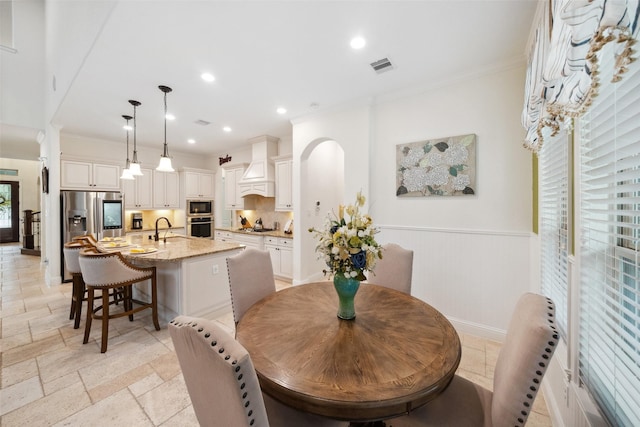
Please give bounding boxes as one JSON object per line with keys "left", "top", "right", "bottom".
{"left": 522, "top": 0, "right": 639, "bottom": 151}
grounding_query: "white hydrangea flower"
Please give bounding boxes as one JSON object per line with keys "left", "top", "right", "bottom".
{"left": 425, "top": 165, "right": 449, "bottom": 186}
{"left": 443, "top": 144, "right": 468, "bottom": 165}
{"left": 400, "top": 147, "right": 425, "bottom": 168}
{"left": 452, "top": 174, "right": 471, "bottom": 190}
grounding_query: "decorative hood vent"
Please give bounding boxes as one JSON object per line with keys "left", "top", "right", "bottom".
{"left": 239, "top": 135, "right": 279, "bottom": 198}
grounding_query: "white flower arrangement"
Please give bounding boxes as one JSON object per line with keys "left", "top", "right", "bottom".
{"left": 309, "top": 191, "right": 382, "bottom": 281}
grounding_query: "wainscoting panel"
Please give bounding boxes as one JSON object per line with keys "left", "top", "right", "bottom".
{"left": 378, "top": 225, "right": 532, "bottom": 334}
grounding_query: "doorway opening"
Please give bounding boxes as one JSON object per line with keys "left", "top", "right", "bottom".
{"left": 0, "top": 181, "right": 20, "bottom": 242}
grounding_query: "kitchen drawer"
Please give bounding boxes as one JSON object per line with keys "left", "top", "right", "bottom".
{"left": 265, "top": 236, "right": 278, "bottom": 245}
{"left": 278, "top": 238, "right": 292, "bottom": 247}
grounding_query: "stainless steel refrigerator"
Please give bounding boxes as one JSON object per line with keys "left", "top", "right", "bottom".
{"left": 60, "top": 190, "right": 125, "bottom": 281}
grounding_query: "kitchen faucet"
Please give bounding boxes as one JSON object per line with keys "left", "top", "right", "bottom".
{"left": 155, "top": 217, "right": 172, "bottom": 242}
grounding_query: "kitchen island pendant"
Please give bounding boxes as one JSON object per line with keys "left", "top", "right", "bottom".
{"left": 156, "top": 85, "right": 175, "bottom": 172}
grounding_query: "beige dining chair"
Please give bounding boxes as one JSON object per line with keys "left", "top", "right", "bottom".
{"left": 78, "top": 249, "right": 160, "bottom": 353}
{"left": 169, "top": 316, "right": 348, "bottom": 427}
{"left": 386, "top": 293, "right": 559, "bottom": 427}
{"left": 368, "top": 243, "right": 414, "bottom": 294}
{"left": 226, "top": 248, "right": 276, "bottom": 327}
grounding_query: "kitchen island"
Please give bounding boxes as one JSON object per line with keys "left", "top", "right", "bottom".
{"left": 98, "top": 235, "right": 244, "bottom": 322}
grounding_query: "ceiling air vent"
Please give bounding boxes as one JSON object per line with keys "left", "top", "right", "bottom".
{"left": 194, "top": 119, "right": 210, "bottom": 126}
{"left": 370, "top": 57, "right": 394, "bottom": 74}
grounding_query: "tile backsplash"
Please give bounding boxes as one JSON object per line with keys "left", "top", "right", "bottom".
{"left": 235, "top": 197, "right": 293, "bottom": 231}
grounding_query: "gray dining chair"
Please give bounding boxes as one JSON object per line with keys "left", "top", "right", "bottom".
{"left": 387, "top": 293, "right": 559, "bottom": 427}
{"left": 368, "top": 243, "right": 414, "bottom": 294}
{"left": 169, "top": 316, "right": 348, "bottom": 427}
{"left": 226, "top": 248, "right": 276, "bottom": 327}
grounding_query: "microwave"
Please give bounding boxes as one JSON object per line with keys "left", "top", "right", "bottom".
{"left": 187, "top": 199, "right": 213, "bottom": 216}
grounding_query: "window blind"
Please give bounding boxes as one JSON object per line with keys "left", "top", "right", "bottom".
{"left": 579, "top": 39, "right": 640, "bottom": 426}
{"left": 539, "top": 127, "right": 570, "bottom": 338}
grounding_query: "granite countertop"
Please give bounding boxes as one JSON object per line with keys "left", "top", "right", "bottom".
{"left": 215, "top": 227, "right": 293, "bottom": 239}
{"left": 97, "top": 235, "right": 243, "bottom": 263}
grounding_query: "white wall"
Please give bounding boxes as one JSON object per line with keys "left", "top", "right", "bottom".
{"left": 0, "top": 0, "right": 45, "bottom": 130}
{"left": 292, "top": 103, "right": 372, "bottom": 284}
{"left": 301, "top": 140, "right": 344, "bottom": 282}
{"left": 374, "top": 65, "right": 532, "bottom": 334}
{"left": 293, "top": 65, "right": 533, "bottom": 335}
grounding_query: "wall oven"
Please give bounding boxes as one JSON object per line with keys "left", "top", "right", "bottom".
{"left": 188, "top": 215, "right": 213, "bottom": 238}
{"left": 187, "top": 199, "right": 213, "bottom": 216}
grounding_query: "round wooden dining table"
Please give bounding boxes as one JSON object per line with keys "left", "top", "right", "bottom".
{"left": 235, "top": 282, "right": 461, "bottom": 423}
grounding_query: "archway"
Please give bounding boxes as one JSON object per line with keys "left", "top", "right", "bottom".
{"left": 299, "top": 138, "right": 345, "bottom": 282}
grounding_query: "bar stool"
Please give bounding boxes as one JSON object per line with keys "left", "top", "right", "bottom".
{"left": 78, "top": 249, "right": 160, "bottom": 353}
{"left": 63, "top": 241, "right": 93, "bottom": 329}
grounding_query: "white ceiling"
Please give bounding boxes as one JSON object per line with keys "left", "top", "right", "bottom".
{"left": 23, "top": 1, "right": 540, "bottom": 158}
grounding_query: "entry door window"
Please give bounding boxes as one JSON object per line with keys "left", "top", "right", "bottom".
{"left": 0, "top": 181, "right": 20, "bottom": 242}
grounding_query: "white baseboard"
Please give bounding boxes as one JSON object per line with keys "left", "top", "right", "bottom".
{"left": 448, "top": 316, "right": 506, "bottom": 342}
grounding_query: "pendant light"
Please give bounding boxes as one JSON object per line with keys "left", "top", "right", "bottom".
{"left": 128, "top": 99, "right": 143, "bottom": 176}
{"left": 156, "top": 85, "right": 175, "bottom": 172}
{"left": 119, "top": 114, "right": 134, "bottom": 180}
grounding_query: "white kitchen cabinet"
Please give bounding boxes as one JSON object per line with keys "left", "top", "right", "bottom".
{"left": 274, "top": 156, "right": 293, "bottom": 211}
{"left": 183, "top": 169, "right": 215, "bottom": 199}
{"left": 122, "top": 168, "right": 153, "bottom": 209}
{"left": 153, "top": 170, "right": 180, "bottom": 208}
{"left": 61, "top": 160, "right": 120, "bottom": 191}
{"left": 265, "top": 236, "right": 293, "bottom": 279}
{"left": 215, "top": 230, "right": 264, "bottom": 250}
{"left": 223, "top": 165, "right": 255, "bottom": 210}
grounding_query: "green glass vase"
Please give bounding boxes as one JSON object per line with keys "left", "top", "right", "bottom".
{"left": 333, "top": 273, "right": 361, "bottom": 320}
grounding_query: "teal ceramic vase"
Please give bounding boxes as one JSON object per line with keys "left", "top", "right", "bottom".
{"left": 333, "top": 273, "right": 361, "bottom": 320}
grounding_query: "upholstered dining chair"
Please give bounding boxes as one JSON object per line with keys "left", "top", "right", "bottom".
{"left": 78, "top": 249, "right": 160, "bottom": 353}
{"left": 63, "top": 241, "right": 93, "bottom": 329}
{"left": 386, "top": 293, "right": 559, "bottom": 427}
{"left": 169, "top": 316, "right": 348, "bottom": 427}
{"left": 368, "top": 243, "right": 414, "bottom": 294}
{"left": 226, "top": 248, "right": 276, "bottom": 327}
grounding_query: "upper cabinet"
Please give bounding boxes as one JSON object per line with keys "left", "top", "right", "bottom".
{"left": 274, "top": 155, "right": 293, "bottom": 211}
{"left": 223, "top": 165, "right": 250, "bottom": 210}
{"left": 61, "top": 160, "right": 120, "bottom": 191}
{"left": 182, "top": 168, "right": 215, "bottom": 199}
{"left": 122, "top": 168, "right": 153, "bottom": 209}
{"left": 153, "top": 170, "right": 180, "bottom": 208}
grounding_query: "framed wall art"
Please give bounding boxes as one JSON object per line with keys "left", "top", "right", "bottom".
{"left": 396, "top": 133, "right": 476, "bottom": 197}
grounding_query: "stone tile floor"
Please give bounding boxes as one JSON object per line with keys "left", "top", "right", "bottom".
{"left": 0, "top": 243, "right": 552, "bottom": 426}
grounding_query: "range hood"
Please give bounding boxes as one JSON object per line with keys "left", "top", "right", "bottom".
{"left": 239, "top": 135, "right": 279, "bottom": 197}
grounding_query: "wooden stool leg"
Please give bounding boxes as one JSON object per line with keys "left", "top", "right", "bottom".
{"left": 151, "top": 274, "right": 160, "bottom": 331}
{"left": 83, "top": 287, "right": 94, "bottom": 344}
{"left": 127, "top": 285, "right": 134, "bottom": 321}
{"left": 101, "top": 290, "right": 110, "bottom": 353}
{"left": 69, "top": 278, "right": 76, "bottom": 320}
{"left": 73, "top": 276, "right": 85, "bottom": 329}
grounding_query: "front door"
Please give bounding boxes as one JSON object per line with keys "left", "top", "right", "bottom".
{"left": 0, "top": 181, "right": 20, "bottom": 243}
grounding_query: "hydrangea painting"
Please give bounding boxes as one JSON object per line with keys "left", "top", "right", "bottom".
{"left": 396, "top": 134, "right": 476, "bottom": 197}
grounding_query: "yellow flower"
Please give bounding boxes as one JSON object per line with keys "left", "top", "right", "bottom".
{"left": 356, "top": 191, "right": 365, "bottom": 207}
{"left": 338, "top": 204, "right": 344, "bottom": 220}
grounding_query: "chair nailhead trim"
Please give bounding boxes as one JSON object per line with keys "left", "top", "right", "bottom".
{"left": 204, "top": 333, "right": 210, "bottom": 338}
{"left": 225, "top": 355, "right": 231, "bottom": 360}
{"left": 238, "top": 373, "right": 243, "bottom": 380}
{"left": 218, "top": 348, "right": 225, "bottom": 353}
{"left": 198, "top": 327, "right": 204, "bottom": 332}
{"left": 235, "top": 366, "right": 241, "bottom": 372}
{"left": 211, "top": 340, "right": 217, "bottom": 347}
{"left": 244, "top": 401, "right": 250, "bottom": 408}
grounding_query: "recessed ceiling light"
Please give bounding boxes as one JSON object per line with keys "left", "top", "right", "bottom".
{"left": 188, "top": 139, "right": 196, "bottom": 144}
{"left": 223, "top": 126, "right": 232, "bottom": 132}
{"left": 166, "top": 113, "right": 175, "bottom": 121}
{"left": 276, "top": 107, "right": 287, "bottom": 115}
{"left": 350, "top": 36, "right": 366, "bottom": 49}
{"left": 201, "top": 73, "right": 215, "bottom": 82}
